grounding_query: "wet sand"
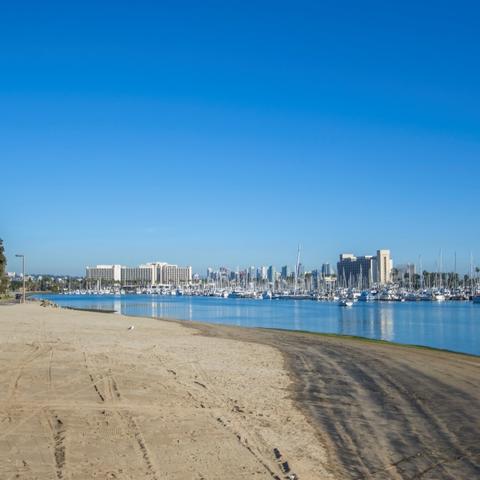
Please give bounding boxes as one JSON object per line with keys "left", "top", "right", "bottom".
{"left": 194, "top": 323, "right": 480, "bottom": 479}
{"left": 0, "top": 303, "right": 332, "bottom": 479}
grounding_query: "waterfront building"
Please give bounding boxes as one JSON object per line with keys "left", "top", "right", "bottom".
{"left": 160, "top": 264, "right": 192, "bottom": 285}
{"left": 337, "top": 254, "right": 376, "bottom": 288}
{"left": 86, "top": 262, "right": 192, "bottom": 287}
{"left": 336, "top": 249, "right": 393, "bottom": 287}
{"left": 281, "top": 265, "right": 290, "bottom": 279}
{"left": 86, "top": 265, "right": 122, "bottom": 283}
{"left": 377, "top": 249, "right": 392, "bottom": 285}
{"left": 121, "top": 264, "right": 156, "bottom": 286}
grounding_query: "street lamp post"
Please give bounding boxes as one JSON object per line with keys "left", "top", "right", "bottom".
{"left": 15, "top": 254, "right": 25, "bottom": 303}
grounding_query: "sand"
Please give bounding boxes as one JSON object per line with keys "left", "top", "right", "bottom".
{"left": 2, "top": 303, "right": 479, "bottom": 480}
{"left": 195, "top": 323, "right": 480, "bottom": 479}
{"left": 0, "top": 303, "right": 332, "bottom": 480}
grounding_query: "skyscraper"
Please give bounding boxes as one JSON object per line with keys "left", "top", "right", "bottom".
{"left": 258, "top": 266, "right": 268, "bottom": 281}
{"left": 377, "top": 250, "right": 392, "bottom": 285}
{"left": 321, "top": 263, "right": 334, "bottom": 277}
{"left": 267, "top": 265, "right": 276, "bottom": 283}
{"left": 337, "top": 254, "right": 376, "bottom": 288}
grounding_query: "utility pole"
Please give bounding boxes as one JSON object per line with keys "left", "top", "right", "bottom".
{"left": 15, "top": 254, "right": 26, "bottom": 303}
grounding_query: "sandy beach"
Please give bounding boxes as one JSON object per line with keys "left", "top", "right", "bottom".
{"left": 0, "top": 303, "right": 332, "bottom": 480}
{"left": 1, "top": 303, "right": 479, "bottom": 479}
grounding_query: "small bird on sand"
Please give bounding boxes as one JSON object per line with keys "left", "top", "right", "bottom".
{"left": 128, "top": 325, "right": 135, "bottom": 331}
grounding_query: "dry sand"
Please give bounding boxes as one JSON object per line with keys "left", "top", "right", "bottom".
{"left": 0, "top": 303, "right": 332, "bottom": 480}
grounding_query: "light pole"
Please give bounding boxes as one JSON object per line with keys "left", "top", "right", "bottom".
{"left": 15, "top": 254, "right": 25, "bottom": 303}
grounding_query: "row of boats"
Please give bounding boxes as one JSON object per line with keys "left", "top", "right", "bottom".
{"left": 63, "top": 287, "right": 480, "bottom": 305}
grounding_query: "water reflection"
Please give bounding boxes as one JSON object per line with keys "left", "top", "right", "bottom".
{"left": 36, "top": 294, "right": 480, "bottom": 356}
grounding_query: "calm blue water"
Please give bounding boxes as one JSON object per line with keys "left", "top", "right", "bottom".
{"left": 37, "top": 294, "right": 480, "bottom": 356}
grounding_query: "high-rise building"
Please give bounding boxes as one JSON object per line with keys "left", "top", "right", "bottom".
{"left": 121, "top": 264, "right": 156, "bottom": 285}
{"left": 377, "top": 250, "right": 392, "bottom": 285}
{"left": 336, "top": 250, "right": 393, "bottom": 287}
{"left": 159, "top": 264, "right": 192, "bottom": 285}
{"left": 248, "top": 266, "right": 256, "bottom": 283}
{"left": 258, "top": 266, "right": 268, "bottom": 281}
{"left": 86, "top": 261, "right": 192, "bottom": 287}
{"left": 267, "top": 265, "right": 276, "bottom": 283}
{"left": 86, "top": 265, "right": 122, "bottom": 283}
{"left": 321, "top": 263, "right": 334, "bottom": 277}
{"left": 337, "top": 254, "right": 376, "bottom": 288}
{"left": 281, "top": 265, "right": 290, "bottom": 279}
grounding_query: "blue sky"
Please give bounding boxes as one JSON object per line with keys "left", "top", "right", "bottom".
{"left": 1, "top": 1, "right": 479, "bottom": 275}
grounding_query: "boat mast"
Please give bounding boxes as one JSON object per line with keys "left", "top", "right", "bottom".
{"left": 294, "top": 244, "right": 301, "bottom": 295}
{"left": 419, "top": 255, "right": 423, "bottom": 290}
{"left": 439, "top": 249, "right": 443, "bottom": 289}
{"left": 454, "top": 251, "right": 457, "bottom": 290}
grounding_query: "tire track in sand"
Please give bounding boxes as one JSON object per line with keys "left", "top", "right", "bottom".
{"left": 83, "top": 350, "right": 161, "bottom": 479}
{"left": 46, "top": 411, "right": 66, "bottom": 479}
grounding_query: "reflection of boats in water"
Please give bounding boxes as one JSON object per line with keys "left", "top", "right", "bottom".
{"left": 273, "top": 293, "right": 312, "bottom": 300}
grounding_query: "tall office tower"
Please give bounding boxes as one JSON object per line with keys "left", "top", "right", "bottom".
{"left": 377, "top": 249, "right": 392, "bottom": 285}
{"left": 281, "top": 265, "right": 290, "bottom": 279}
{"left": 267, "top": 265, "right": 276, "bottom": 283}
{"left": 321, "top": 263, "right": 334, "bottom": 276}
{"left": 337, "top": 254, "right": 376, "bottom": 288}
{"left": 258, "top": 266, "right": 268, "bottom": 281}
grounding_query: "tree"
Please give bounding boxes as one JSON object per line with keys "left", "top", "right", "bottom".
{"left": 0, "top": 239, "right": 9, "bottom": 294}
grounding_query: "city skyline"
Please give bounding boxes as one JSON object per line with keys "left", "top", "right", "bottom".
{"left": 2, "top": 2, "right": 480, "bottom": 275}
{"left": 5, "top": 247, "right": 479, "bottom": 278}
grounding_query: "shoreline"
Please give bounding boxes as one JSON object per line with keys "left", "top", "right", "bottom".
{"left": 181, "top": 318, "right": 480, "bottom": 478}
{"left": 30, "top": 293, "right": 480, "bottom": 358}
{"left": 43, "top": 300, "right": 480, "bottom": 359}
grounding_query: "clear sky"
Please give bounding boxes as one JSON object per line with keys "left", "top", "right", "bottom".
{"left": 1, "top": 1, "right": 479, "bottom": 275}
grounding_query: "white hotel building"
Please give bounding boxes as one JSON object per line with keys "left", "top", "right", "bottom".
{"left": 86, "top": 262, "right": 192, "bottom": 287}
